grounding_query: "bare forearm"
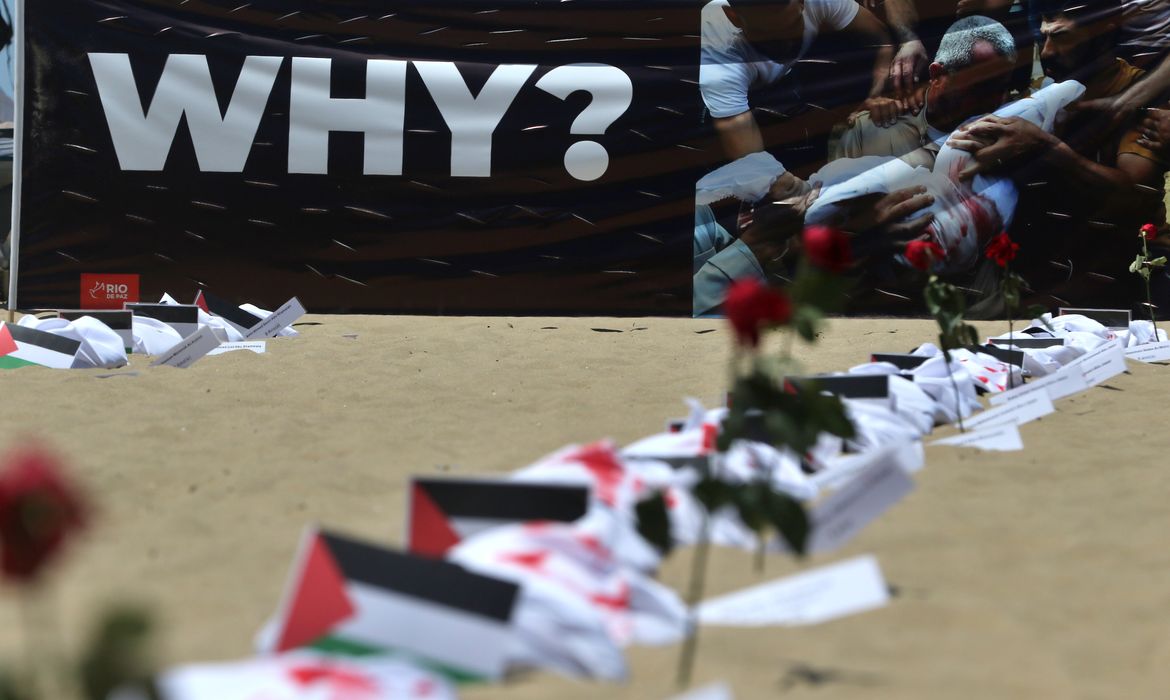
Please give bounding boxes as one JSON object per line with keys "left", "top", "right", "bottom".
{"left": 883, "top": 0, "right": 920, "bottom": 43}
{"left": 871, "top": 43, "right": 896, "bottom": 97}
{"left": 713, "top": 112, "right": 765, "bottom": 160}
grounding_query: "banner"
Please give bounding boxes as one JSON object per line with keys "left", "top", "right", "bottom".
{"left": 16, "top": 0, "right": 1168, "bottom": 316}
{"left": 18, "top": 0, "right": 713, "bottom": 314}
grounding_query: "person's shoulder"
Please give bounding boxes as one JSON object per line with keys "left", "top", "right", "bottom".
{"left": 804, "top": 0, "right": 860, "bottom": 26}
{"left": 701, "top": 0, "right": 741, "bottom": 51}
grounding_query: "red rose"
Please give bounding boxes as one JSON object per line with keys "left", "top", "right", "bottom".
{"left": 984, "top": 232, "right": 1019, "bottom": 267}
{"left": 1141, "top": 223, "right": 1158, "bottom": 241}
{"left": 0, "top": 447, "right": 87, "bottom": 582}
{"left": 724, "top": 278, "right": 792, "bottom": 348}
{"left": 802, "top": 225, "right": 852, "bottom": 273}
{"left": 904, "top": 240, "right": 945, "bottom": 271}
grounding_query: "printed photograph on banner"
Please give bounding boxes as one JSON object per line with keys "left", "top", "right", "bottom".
{"left": 691, "top": 0, "right": 1170, "bottom": 321}
{"left": 15, "top": 0, "right": 708, "bottom": 315}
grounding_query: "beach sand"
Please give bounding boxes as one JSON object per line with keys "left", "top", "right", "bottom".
{"left": 2, "top": 315, "right": 1168, "bottom": 699}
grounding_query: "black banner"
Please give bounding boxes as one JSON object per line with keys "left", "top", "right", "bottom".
{"left": 19, "top": 0, "right": 1169, "bottom": 317}
{"left": 19, "top": 0, "right": 713, "bottom": 314}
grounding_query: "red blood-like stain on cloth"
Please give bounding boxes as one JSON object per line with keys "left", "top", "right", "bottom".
{"left": 590, "top": 582, "right": 631, "bottom": 610}
{"left": 287, "top": 664, "right": 378, "bottom": 692}
{"left": 571, "top": 442, "right": 626, "bottom": 506}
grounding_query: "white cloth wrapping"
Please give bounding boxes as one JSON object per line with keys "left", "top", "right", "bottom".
{"left": 132, "top": 315, "right": 183, "bottom": 355}
{"left": 134, "top": 652, "right": 457, "bottom": 700}
{"left": 807, "top": 81, "right": 1085, "bottom": 273}
{"left": 17, "top": 315, "right": 127, "bottom": 369}
{"left": 449, "top": 514, "right": 688, "bottom": 679}
{"left": 159, "top": 292, "right": 299, "bottom": 339}
{"left": 695, "top": 151, "right": 787, "bottom": 206}
{"left": 904, "top": 346, "right": 982, "bottom": 424}
{"left": 984, "top": 331, "right": 1087, "bottom": 376}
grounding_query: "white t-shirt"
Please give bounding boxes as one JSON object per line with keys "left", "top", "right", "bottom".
{"left": 699, "top": 0, "right": 860, "bottom": 119}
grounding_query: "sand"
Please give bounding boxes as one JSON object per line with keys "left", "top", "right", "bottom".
{"left": 2, "top": 314, "right": 1168, "bottom": 699}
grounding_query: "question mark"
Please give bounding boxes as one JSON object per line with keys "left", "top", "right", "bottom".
{"left": 535, "top": 64, "right": 633, "bottom": 182}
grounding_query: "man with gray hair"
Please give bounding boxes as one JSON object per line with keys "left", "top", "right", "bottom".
{"left": 829, "top": 15, "right": 1017, "bottom": 169}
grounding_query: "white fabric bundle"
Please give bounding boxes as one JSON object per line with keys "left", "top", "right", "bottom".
{"left": 449, "top": 513, "right": 688, "bottom": 679}
{"left": 17, "top": 315, "right": 127, "bottom": 369}
{"left": 695, "top": 151, "right": 787, "bottom": 205}
{"left": 133, "top": 652, "right": 457, "bottom": 700}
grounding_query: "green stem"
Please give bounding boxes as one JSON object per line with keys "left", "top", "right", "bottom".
{"left": 676, "top": 505, "right": 711, "bottom": 689}
{"left": 1143, "top": 239, "right": 1161, "bottom": 340}
{"left": 21, "top": 590, "right": 42, "bottom": 698}
{"left": 944, "top": 347, "right": 965, "bottom": 432}
{"left": 1007, "top": 316, "right": 1014, "bottom": 389}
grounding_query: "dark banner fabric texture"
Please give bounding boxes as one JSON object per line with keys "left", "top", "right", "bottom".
{"left": 19, "top": 0, "right": 715, "bottom": 314}
{"left": 19, "top": 0, "right": 1170, "bottom": 316}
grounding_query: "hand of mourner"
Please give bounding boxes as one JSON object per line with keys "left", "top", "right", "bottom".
{"left": 945, "top": 115, "right": 1056, "bottom": 179}
{"left": 890, "top": 40, "right": 928, "bottom": 109}
{"left": 861, "top": 95, "right": 903, "bottom": 129}
{"left": 1136, "top": 106, "right": 1170, "bottom": 156}
{"left": 738, "top": 179, "right": 821, "bottom": 267}
{"left": 841, "top": 186, "right": 935, "bottom": 245}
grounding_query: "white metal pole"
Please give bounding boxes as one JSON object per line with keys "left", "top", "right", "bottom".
{"left": 6, "top": 0, "right": 24, "bottom": 319}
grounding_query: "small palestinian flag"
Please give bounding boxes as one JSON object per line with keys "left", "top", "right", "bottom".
{"left": 271, "top": 527, "right": 519, "bottom": 681}
{"left": 193, "top": 289, "right": 263, "bottom": 333}
{"left": 408, "top": 478, "right": 589, "bottom": 557}
{"left": 0, "top": 323, "right": 80, "bottom": 369}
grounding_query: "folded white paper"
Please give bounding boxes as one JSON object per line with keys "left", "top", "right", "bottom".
{"left": 988, "top": 368, "right": 1089, "bottom": 405}
{"left": 931, "top": 424, "right": 1023, "bottom": 451}
{"left": 1124, "top": 341, "right": 1170, "bottom": 363}
{"left": 1059, "top": 340, "right": 1127, "bottom": 386}
{"left": 962, "top": 390, "right": 1054, "bottom": 430}
{"left": 151, "top": 326, "right": 221, "bottom": 368}
{"left": 806, "top": 455, "right": 915, "bottom": 556}
{"left": 207, "top": 341, "right": 267, "bottom": 356}
{"left": 697, "top": 555, "right": 889, "bottom": 627}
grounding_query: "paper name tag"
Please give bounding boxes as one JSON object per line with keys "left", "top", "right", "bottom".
{"left": 207, "top": 341, "right": 267, "bottom": 356}
{"left": 931, "top": 423, "right": 1023, "bottom": 451}
{"left": 151, "top": 325, "right": 221, "bottom": 368}
{"left": 787, "top": 374, "right": 890, "bottom": 399}
{"left": 963, "top": 390, "right": 1054, "bottom": 430}
{"left": 57, "top": 309, "right": 134, "bottom": 351}
{"left": 125, "top": 303, "right": 200, "bottom": 339}
{"left": 1060, "top": 340, "right": 1127, "bottom": 386}
{"left": 987, "top": 336, "right": 1066, "bottom": 349}
{"left": 697, "top": 555, "right": 889, "bottom": 627}
{"left": 1125, "top": 341, "right": 1170, "bottom": 363}
{"left": 243, "top": 297, "right": 305, "bottom": 339}
{"left": 805, "top": 454, "right": 914, "bottom": 556}
{"left": 1058, "top": 307, "right": 1131, "bottom": 329}
{"left": 811, "top": 440, "right": 924, "bottom": 492}
{"left": 869, "top": 353, "right": 929, "bottom": 370}
{"left": 988, "top": 368, "right": 1089, "bottom": 405}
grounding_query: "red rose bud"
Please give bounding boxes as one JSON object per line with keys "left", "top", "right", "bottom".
{"left": 724, "top": 278, "right": 793, "bottom": 348}
{"left": 0, "top": 446, "right": 87, "bottom": 582}
{"left": 1141, "top": 223, "right": 1158, "bottom": 241}
{"left": 904, "top": 240, "right": 945, "bottom": 272}
{"left": 985, "top": 232, "right": 1019, "bottom": 267}
{"left": 802, "top": 225, "right": 852, "bottom": 273}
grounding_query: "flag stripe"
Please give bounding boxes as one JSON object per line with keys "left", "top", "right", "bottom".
{"left": 415, "top": 479, "right": 589, "bottom": 522}
{"left": 334, "top": 582, "right": 511, "bottom": 679}
{"left": 125, "top": 303, "right": 200, "bottom": 324}
{"left": 5, "top": 323, "right": 82, "bottom": 356}
{"left": 57, "top": 310, "right": 133, "bottom": 330}
{"left": 196, "top": 290, "right": 264, "bottom": 330}
{"left": 0, "top": 355, "right": 38, "bottom": 369}
{"left": 321, "top": 532, "right": 518, "bottom": 623}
